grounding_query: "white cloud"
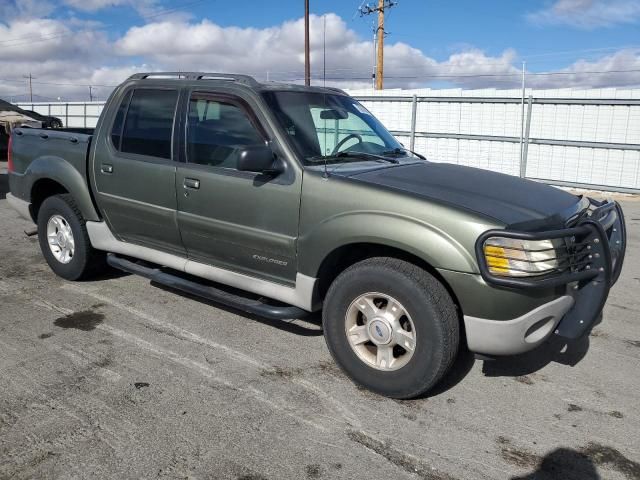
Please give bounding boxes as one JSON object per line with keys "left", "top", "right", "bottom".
{"left": 0, "top": 19, "right": 109, "bottom": 62}
{"left": 0, "top": 12, "right": 639, "bottom": 102}
{"left": 528, "top": 0, "right": 640, "bottom": 28}
{"left": 63, "top": 0, "right": 126, "bottom": 11}
{"left": 0, "top": 18, "right": 116, "bottom": 101}
{"left": 113, "top": 14, "right": 445, "bottom": 88}
{"left": 62, "top": 0, "right": 156, "bottom": 13}
{"left": 0, "top": 0, "right": 55, "bottom": 21}
{"left": 114, "top": 14, "right": 366, "bottom": 80}
{"left": 527, "top": 48, "right": 640, "bottom": 88}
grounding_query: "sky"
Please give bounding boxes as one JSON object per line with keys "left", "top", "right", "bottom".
{"left": 0, "top": 0, "right": 639, "bottom": 101}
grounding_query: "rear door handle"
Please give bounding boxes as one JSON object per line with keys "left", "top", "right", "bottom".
{"left": 184, "top": 178, "right": 200, "bottom": 189}
{"left": 101, "top": 164, "right": 113, "bottom": 174}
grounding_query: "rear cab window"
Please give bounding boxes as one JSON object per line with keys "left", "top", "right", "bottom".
{"left": 111, "top": 88, "right": 179, "bottom": 160}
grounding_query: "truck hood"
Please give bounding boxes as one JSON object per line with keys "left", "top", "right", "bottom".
{"left": 346, "top": 162, "right": 581, "bottom": 227}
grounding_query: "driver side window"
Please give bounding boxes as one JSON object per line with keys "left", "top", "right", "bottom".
{"left": 309, "top": 107, "right": 384, "bottom": 155}
{"left": 186, "top": 96, "right": 265, "bottom": 169}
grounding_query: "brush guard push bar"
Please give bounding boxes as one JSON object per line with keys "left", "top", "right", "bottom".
{"left": 475, "top": 199, "right": 626, "bottom": 339}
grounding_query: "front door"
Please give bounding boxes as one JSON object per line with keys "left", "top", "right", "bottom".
{"left": 175, "top": 92, "right": 301, "bottom": 285}
{"left": 92, "top": 87, "right": 184, "bottom": 256}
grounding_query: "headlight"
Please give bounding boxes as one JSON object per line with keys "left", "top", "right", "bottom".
{"left": 482, "top": 237, "right": 565, "bottom": 277}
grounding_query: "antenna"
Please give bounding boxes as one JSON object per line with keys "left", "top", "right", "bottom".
{"left": 323, "top": 14, "right": 326, "bottom": 87}
{"left": 304, "top": 0, "right": 311, "bottom": 86}
{"left": 322, "top": 15, "right": 328, "bottom": 179}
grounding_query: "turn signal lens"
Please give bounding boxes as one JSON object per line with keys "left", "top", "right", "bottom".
{"left": 484, "top": 245, "right": 509, "bottom": 273}
{"left": 482, "top": 237, "right": 564, "bottom": 277}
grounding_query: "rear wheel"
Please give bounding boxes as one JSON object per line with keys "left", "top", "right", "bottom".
{"left": 37, "top": 194, "right": 105, "bottom": 280}
{"left": 322, "top": 257, "right": 459, "bottom": 399}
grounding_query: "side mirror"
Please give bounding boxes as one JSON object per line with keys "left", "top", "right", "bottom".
{"left": 237, "top": 145, "right": 279, "bottom": 174}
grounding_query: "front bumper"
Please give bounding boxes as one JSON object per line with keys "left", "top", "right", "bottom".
{"left": 464, "top": 296, "right": 574, "bottom": 355}
{"left": 466, "top": 198, "right": 626, "bottom": 356}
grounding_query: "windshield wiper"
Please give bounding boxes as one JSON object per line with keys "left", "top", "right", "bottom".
{"left": 309, "top": 151, "right": 399, "bottom": 164}
{"left": 382, "top": 147, "right": 426, "bottom": 160}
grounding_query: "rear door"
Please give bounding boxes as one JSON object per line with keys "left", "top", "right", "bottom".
{"left": 175, "top": 91, "right": 301, "bottom": 285}
{"left": 92, "top": 87, "right": 185, "bottom": 256}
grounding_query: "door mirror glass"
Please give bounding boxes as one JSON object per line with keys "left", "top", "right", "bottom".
{"left": 237, "top": 145, "right": 278, "bottom": 173}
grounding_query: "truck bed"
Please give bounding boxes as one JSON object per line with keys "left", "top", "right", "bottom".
{"left": 9, "top": 127, "right": 94, "bottom": 202}
{"left": 11, "top": 127, "right": 93, "bottom": 173}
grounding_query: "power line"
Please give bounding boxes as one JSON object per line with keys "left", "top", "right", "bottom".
{"left": 522, "top": 44, "right": 640, "bottom": 59}
{"left": 0, "top": 69, "right": 638, "bottom": 98}
{"left": 307, "top": 69, "right": 640, "bottom": 81}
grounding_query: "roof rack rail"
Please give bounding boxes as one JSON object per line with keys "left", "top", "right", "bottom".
{"left": 126, "top": 72, "right": 259, "bottom": 87}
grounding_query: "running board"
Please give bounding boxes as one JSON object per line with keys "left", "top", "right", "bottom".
{"left": 106, "top": 254, "right": 309, "bottom": 321}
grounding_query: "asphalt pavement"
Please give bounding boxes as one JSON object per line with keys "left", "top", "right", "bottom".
{"left": 1, "top": 162, "right": 639, "bottom": 480}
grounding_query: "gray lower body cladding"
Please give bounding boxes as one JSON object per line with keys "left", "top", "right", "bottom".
{"left": 463, "top": 296, "right": 574, "bottom": 356}
{"left": 86, "top": 221, "right": 319, "bottom": 312}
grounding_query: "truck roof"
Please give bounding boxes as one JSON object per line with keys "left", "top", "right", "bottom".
{"left": 126, "top": 72, "right": 347, "bottom": 95}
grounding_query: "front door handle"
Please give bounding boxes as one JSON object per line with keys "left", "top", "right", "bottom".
{"left": 184, "top": 178, "right": 200, "bottom": 190}
{"left": 101, "top": 164, "right": 113, "bottom": 174}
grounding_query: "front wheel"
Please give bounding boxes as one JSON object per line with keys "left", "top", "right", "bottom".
{"left": 322, "top": 257, "right": 460, "bottom": 399}
{"left": 37, "top": 194, "right": 105, "bottom": 280}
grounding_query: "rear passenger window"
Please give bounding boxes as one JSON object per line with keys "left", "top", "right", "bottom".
{"left": 110, "top": 90, "right": 132, "bottom": 150}
{"left": 121, "top": 89, "right": 178, "bottom": 160}
{"left": 186, "top": 97, "right": 264, "bottom": 169}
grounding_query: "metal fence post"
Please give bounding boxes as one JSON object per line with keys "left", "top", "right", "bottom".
{"left": 65, "top": 103, "right": 69, "bottom": 128}
{"left": 409, "top": 94, "right": 418, "bottom": 151}
{"left": 84, "top": 103, "right": 87, "bottom": 128}
{"left": 520, "top": 95, "right": 533, "bottom": 178}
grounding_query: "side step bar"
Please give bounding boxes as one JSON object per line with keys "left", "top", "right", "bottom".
{"left": 106, "top": 254, "right": 309, "bottom": 320}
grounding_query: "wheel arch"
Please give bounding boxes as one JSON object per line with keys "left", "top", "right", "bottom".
{"left": 313, "top": 242, "right": 463, "bottom": 316}
{"left": 26, "top": 156, "right": 100, "bottom": 222}
{"left": 30, "top": 178, "right": 69, "bottom": 222}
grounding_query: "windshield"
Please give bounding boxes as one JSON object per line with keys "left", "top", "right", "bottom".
{"left": 262, "top": 90, "right": 407, "bottom": 164}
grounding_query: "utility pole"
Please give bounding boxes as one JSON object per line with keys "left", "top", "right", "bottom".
{"left": 23, "top": 73, "right": 34, "bottom": 102}
{"left": 360, "top": 0, "right": 396, "bottom": 90}
{"left": 304, "top": 0, "right": 311, "bottom": 86}
{"left": 88, "top": 85, "right": 94, "bottom": 102}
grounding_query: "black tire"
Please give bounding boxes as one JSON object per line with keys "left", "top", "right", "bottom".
{"left": 37, "top": 194, "right": 105, "bottom": 280}
{"left": 322, "top": 257, "right": 459, "bottom": 399}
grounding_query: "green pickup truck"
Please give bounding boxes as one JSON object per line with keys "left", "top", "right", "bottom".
{"left": 7, "top": 72, "right": 626, "bottom": 398}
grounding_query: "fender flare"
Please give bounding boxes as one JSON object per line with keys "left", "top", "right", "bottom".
{"left": 298, "top": 211, "right": 479, "bottom": 277}
{"left": 26, "top": 156, "right": 100, "bottom": 221}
